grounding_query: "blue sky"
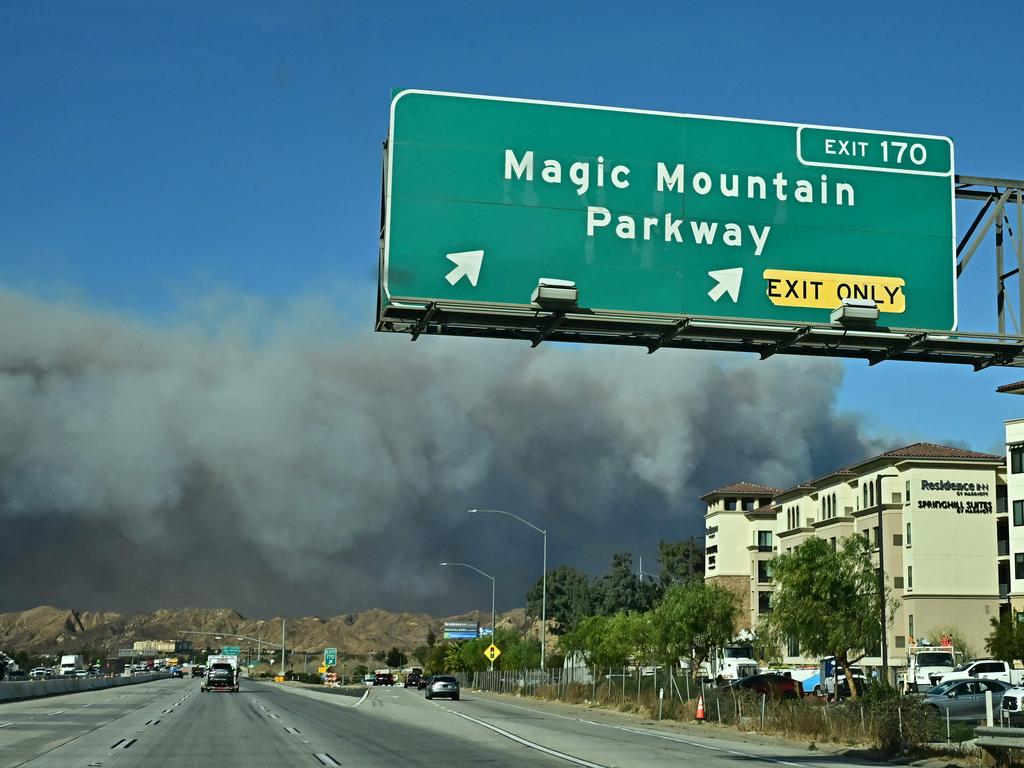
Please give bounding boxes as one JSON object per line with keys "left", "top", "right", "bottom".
{"left": 2, "top": 0, "right": 1022, "bottom": 453}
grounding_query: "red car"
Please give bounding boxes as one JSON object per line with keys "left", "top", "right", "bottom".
{"left": 373, "top": 673, "right": 395, "bottom": 686}
{"left": 725, "top": 673, "right": 802, "bottom": 700}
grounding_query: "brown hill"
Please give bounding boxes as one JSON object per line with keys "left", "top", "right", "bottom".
{"left": 0, "top": 605, "right": 529, "bottom": 659}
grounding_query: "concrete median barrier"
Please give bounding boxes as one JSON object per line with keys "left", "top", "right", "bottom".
{"left": 0, "top": 673, "right": 162, "bottom": 703}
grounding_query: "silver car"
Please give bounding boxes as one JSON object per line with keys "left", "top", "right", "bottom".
{"left": 425, "top": 675, "right": 460, "bottom": 701}
{"left": 923, "top": 678, "right": 1011, "bottom": 720}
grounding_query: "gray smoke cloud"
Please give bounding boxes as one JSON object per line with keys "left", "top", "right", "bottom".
{"left": 0, "top": 287, "right": 885, "bottom": 617}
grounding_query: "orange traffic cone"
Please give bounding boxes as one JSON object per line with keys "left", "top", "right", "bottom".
{"left": 695, "top": 694, "right": 706, "bottom": 722}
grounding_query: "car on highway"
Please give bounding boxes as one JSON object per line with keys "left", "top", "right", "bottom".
{"left": 191, "top": 665, "right": 206, "bottom": 678}
{"left": 723, "top": 673, "right": 802, "bottom": 700}
{"left": 171, "top": 668, "right": 184, "bottom": 678}
{"left": 417, "top": 675, "right": 432, "bottom": 690}
{"left": 74, "top": 668, "right": 88, "bottom": 677}
{"left": 924, "top": 678, "right": 1012, "bottom": 720}
{"left": 373, "top": 673, "right": 396, "bottom": 686}
{"left": 425, "top": 675, "right": 460, "bottom": 701}
{"left": 201, "top": 662, "right": 239, "bottom": 693}
{"left": 4, "top": 669, "right": 28, "bottom": 681}
{"left": 28, "top": 667, "right": 50, "bottom": 680}
{"left": 404, "top": 672, "right": 422, "bottom": 688}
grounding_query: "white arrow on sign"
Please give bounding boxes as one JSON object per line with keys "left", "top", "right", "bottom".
{"left": 707, "top": 267, "right": 743, "bottom": 303}
{"left": 445, "top": 250, "right": 484, "bottom": 287}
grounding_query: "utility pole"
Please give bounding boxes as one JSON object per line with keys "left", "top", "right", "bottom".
{"left": 877, "top": 474, "right": 898, "bottom": 685}
{"left": 280, "top": 619, "right": 286, "bottom": 676}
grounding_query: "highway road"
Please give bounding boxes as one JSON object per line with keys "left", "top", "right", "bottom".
{"left": 0, "top": 678, "right": 877, "bottom": 767}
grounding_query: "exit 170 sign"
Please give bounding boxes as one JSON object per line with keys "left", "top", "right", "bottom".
{"left": 381, "top": 91, "right": 956, "bottom": 330}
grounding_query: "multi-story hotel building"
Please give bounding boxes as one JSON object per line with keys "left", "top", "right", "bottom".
{"left": 703, "top": 443, "right": 1006, "bottom": 673}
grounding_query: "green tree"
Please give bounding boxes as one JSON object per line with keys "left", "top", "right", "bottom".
{"left": 384, "top": 647, "right": 406, "bottom": 668}
{"left": 443, "top": 642, "right": 466, "bottom": 672}
{"left": 649, "top": 581, "right": 738, "bottom": 670}
{"left": 763, "top": 536, "right": 897, "bottom": 699}
{"left": 426, "top": 627, "right": 437, "bottom": 648}
{"left": 596, "top": 553, "right": 658, "bottom": 615}
{"left": 657, "top": 539, "right": 705, "bottom": 586}
{"left": 986, "top": 614, "right": 1021, "bottom": 664}
{"left": 527, "top": 565, "right": 594, "bottom": 634}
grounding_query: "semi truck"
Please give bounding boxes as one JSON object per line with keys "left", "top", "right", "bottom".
{"left": 59, "top": 655, "right": 85, "bottom": 677}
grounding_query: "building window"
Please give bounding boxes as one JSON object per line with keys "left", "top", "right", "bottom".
{"left": 893, "top": 534, "right": 903, "bottom": 547}
{"left": 757, "top": 560, "right": 772, "bottom": 583}
{"left": 863, "top": 484, "right": 869, "bottom": 508}
{"left": 725, "top": 498, "right": 737, "bottom": 511}
{"left": 869, "top": 481, "right": 875, "bottom": 507}
{"left": 757, "top": 530, "right": 773, "bottom": 552}
{"left": 830, "top": 537, "right": 837, "bottom": 550}
{"left": 1016, "top": 554, "right": 1024, "bottom": 580}
{"left": 787, "top": 636, "right": 800, "bottom": 657}
{"left": 1013, "top": 446, "right": 1024, "bottom": 474}
{"left": 873, "top": 526, "right": 881, "bottom": 549}
{"left": 742, "top": 498, "right": 754, "bottom": 511}
{"left": 758, "top": 591, "right": 772, "bottom": 614}
{"left": 905, "top": 480, "right": 911, "bottom": 503}
{"left": 1015, "top": 500, "right": 1024, "bottom": 527}
{"left": 906, "top": 522, "right": 912, "bottom": 547}
{"left": 707, "top": 554, "right": 716, "bottom": 569}
{"left": 907, "top": 565, "right": 913, "bottom": 589}
{"left": 909, "top": 614, "right": 914, "bottom": 639}
{"left": 895, "top": 635, "right": 906, "bottom": 649}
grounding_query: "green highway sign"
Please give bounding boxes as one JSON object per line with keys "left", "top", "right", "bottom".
{"left": 222, "top": 646, "right": 241, "bottom": 656}
{"left": 324, "top": 647, "right": 337, "bottom": 667}
{"left": 381, "top": 91, "right": 956, "bottom": 330}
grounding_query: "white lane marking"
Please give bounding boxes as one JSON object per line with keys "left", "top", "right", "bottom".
{"left": 285, "top": 726, "right": 300, "bottom": 734}
{"left": 81, "top": 703, "right": 93, "bottom": 708}
{"left": 268, "top": 713, "right": 280, "bottom": 719}
{"left": 46, "top": 711, "right": 64, "bottom": 716}
{"left": 472, "top": 696, "right": 805, "bottom": 768}
{"left": 0, "top": 723, "right": 13, "bottom": 729}
{"left": 314, "top": 754, "right": 341, "bottom": 766}
{"left": 352, "top": 689, "right": 369, "bottom": 707}
{"left": 110, "top": 738, "right": 137, "bottom": 749}
{"left": 443, "top": 708, "right": 609, "bottom": 768}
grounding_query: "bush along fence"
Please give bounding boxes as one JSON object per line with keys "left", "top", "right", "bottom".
{"left": 453, "top": 668, "right": 973, "bottom": 753}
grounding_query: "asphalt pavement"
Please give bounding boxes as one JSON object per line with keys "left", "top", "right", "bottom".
{"left": 0, "top": 677, "right": 881, "bottom": 767}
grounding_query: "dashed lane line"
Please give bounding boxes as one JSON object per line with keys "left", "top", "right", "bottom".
{"left": 313, "top": 754, "right": 341, "bottom": 766}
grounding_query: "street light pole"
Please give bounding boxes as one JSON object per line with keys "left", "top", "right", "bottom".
{"left": 440, "top": 561, "right": 496, "bottom": 669}
{"left": 469, "top": 509, "right": 548, "bottom": 671}
{"left": 877, "top": 474, "right": 899, "bottom": 685}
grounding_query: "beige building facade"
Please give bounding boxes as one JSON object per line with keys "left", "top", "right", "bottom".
{"left": 703, "top": 443, "right": 1005, "bottom": 673}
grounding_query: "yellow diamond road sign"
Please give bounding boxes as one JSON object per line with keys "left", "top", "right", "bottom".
{"left": 484, "top": 644, "right": 501, "bottom": 662}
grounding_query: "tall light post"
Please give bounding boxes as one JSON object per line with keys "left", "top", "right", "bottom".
{"left": 440, "top": 561, "right": 496, "bottom": 669}
{"left": 876, "top": 473, "right": 899, "bottom": 684}
{"left": 469, "top": 508, "right": 548, "bottom": 671}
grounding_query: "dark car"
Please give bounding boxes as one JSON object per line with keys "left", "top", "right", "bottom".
{"left": 726, "top": 673, "right": 802, "bottom": 700}
{"left": 373, "top": 673, "right": 396, "bottom": 686}
{"left": 417, "top": 674, "right": 432, "bottom": 690}
{"left": 201, "top": 663, "right": 238, "bottom": 693}
{"left": 425, "top": 675, "right": 460, "bottom": 701}
{"left": 171, "top": 668, "right": 184, "bottom": 678}
{"left": 191, "top": 665, "right": 206, "bottom": 678}
{"left": 404, "top": 673, "right": 421, "bottom": 688}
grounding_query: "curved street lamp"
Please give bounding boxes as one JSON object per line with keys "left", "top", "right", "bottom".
{"left": 441, "top": 561, "right": 496, "bottom": 669}
{"left": 469, "top": 508, "right": 548, "bottom": 670}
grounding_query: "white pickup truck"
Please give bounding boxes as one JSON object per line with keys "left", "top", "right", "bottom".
{"left": 932, "top": 659, "right": 1024, "bottom": 688}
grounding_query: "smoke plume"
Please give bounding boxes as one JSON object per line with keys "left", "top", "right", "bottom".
{"left": 0, "top": 287, "right": 883, "bottom": 617}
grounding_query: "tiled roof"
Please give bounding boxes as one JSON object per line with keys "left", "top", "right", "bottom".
{"left": 997, "top": 380, "right": 1024, "bottom": 394}
{"left": 747, "top": 503, "right": 780, "bottom": 516}
{"left": 873, "top": 442, "right": 1002, "bottom": 462}
{"left": 700, "top": 482, "right": 781, "bottom": 501}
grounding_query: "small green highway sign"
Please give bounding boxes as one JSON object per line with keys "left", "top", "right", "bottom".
{"left": 381, "top": 91, "right": 956, "bottom": 331}
{"left": 222, "top": 646, "right": 241, "bottom": 656}
{"left": 324, "top": 647, "right": 337, "bottom": 667}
